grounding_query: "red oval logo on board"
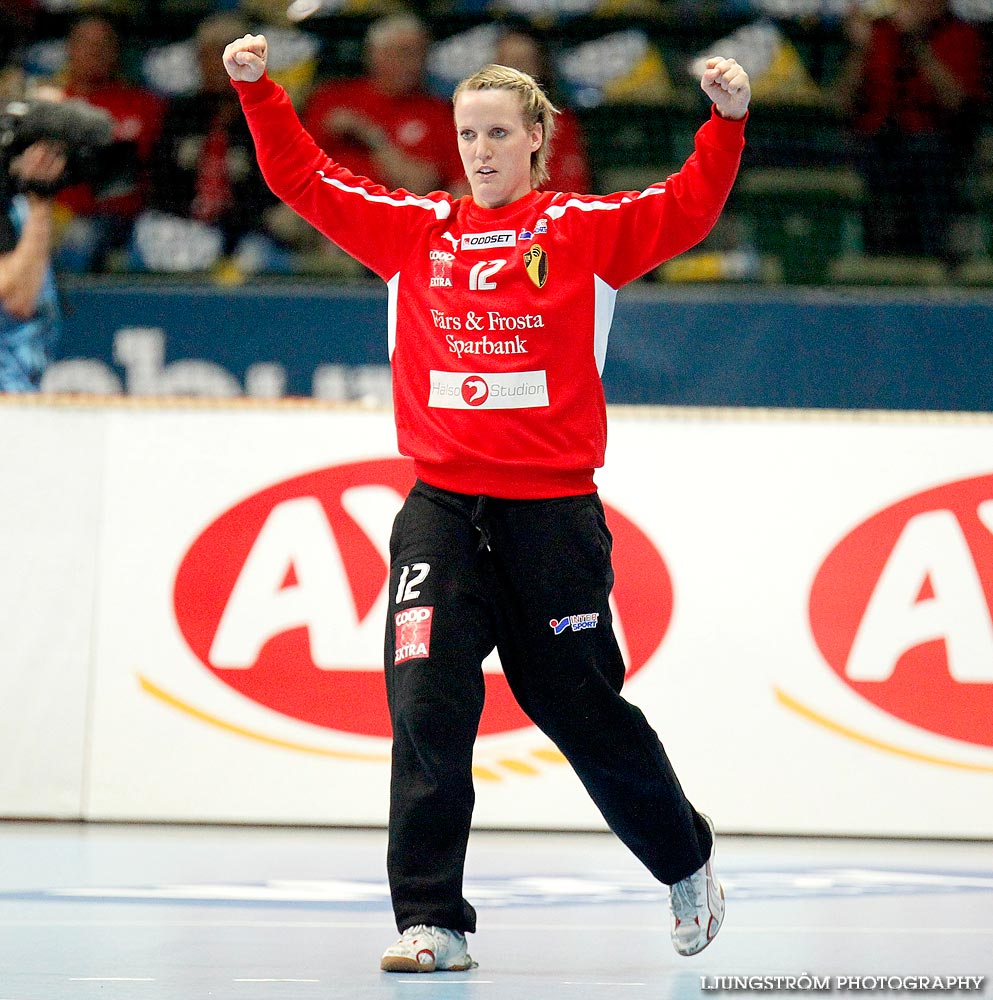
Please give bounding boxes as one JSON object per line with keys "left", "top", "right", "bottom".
{"left": 809, "top": 474, "right": 993, "bottom": 748}
{"left": 174, "top": 458, "right": 673, "bottom": 738}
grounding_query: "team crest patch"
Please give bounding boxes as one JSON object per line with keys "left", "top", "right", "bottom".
{"left": 395, "top": 606, "right": 434, "bottom": 663}
{"left": 523, "top": 244, "right": 548, "bottom": 288}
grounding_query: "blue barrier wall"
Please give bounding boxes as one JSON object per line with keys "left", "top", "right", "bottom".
{"left": 53, "top": 280, "right": 993, "bottom": 410}
{"left": 604, "top": 288, "right": 993, "bottom": 410}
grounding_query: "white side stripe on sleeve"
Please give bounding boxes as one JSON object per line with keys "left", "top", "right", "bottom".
{"left": 386, "top": 272, "right": 399, "bottom": 360}
{"left": 545, "top": 185, "right": 667, "bottom": 220}
{"left": 318, "top": 171, "right": 452, "bottom": 220}
{"left": 592, "top": 274, "right": 617, "bottom": 376}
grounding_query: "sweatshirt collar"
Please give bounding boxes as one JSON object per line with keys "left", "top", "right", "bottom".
{"left": 465, "top": 189, "right": 542, "bottom": 226}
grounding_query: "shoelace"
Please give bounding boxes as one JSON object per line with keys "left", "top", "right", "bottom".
{"left": 670, "top": 873, "right": 701, "bottom": 920}
{"left": 402, "top": 924, "right": 436, "bottom": 945}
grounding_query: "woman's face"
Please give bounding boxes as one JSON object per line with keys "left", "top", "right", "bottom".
{"left": 454, "top": 88, "right": 542, "bottom": 209}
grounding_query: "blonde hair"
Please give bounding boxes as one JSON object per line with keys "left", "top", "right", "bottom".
{"left": 453, "top": 63, "right": 559, "bottom": 189}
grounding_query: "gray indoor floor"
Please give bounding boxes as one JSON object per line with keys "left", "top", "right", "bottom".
{"left": 1, "top": 822, "right": 991, "bottom": 1000}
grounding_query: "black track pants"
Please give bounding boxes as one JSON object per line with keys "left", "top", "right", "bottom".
{"left": 384, "top": 480, "right": 712, "bottom": 934}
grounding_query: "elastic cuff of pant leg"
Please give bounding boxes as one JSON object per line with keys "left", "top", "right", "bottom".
{"left": 662, "top": 823, "right": 713, "bottom": 885}
{"left": 665, "top": 859, "right": 702, "bottom": 887}
{"left": 698, "top": 819, "right": 715, "bottom": 859}
{"left": 395, "top": 917, "right": 476, "bottom": 934}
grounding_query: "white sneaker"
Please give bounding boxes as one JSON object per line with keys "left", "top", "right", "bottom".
{"left": 669, "top": 814, "right": 725, "bottom": 956}
{"left": 380, "top": 924, "right": 477, "bottom": 973}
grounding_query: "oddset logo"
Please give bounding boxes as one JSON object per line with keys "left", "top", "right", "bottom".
{"left": 809, "top": 473, "right": 993, "bottom": 749}
{"left": 173, "top": 458, "right": 672, "bottom": 740}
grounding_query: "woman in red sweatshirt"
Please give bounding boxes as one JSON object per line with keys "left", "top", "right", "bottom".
{"left": 223, "top": 31, "right": 749, "bottom": 974}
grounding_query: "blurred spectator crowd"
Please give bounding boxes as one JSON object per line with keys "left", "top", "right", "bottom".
{"left": 2, "top": 0, "right": 993, "bottom": 286}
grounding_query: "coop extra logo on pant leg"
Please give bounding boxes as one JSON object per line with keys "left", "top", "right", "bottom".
{"left": 394, "top": 606, "right": 434, "bottom": 664}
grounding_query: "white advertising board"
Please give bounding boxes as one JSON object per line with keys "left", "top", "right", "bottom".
{"left": 3, "top": 399, "right": 993, "bottom": 834}
{"left": 0, "top": 403, "right": 104, "bottom": 817}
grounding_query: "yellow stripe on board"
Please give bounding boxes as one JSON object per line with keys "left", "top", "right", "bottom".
{"left": 139, "top": 673, "right": 533, "bottom": 781}
{"left": 498, "top": 758, "right": 541, "bottom": 776}
{"left": 774, "top": 687, "right": 993, "bottom": 774}
{"left": 139, "top": 673, "right": 391, "bottom": 763}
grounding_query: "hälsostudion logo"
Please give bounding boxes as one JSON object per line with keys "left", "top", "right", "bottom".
{"left": 461, "top": 376, "right": 488, "bottom": 406}
{"left": 173, "top": 458, "right": 672, "bottom": 740}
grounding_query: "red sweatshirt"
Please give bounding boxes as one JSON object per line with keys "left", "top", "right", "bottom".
{"left": 235, "top": 75, "right": 745, "bottom": 499}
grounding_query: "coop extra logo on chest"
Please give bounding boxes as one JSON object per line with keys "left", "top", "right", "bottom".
{"left": 172, "top": 458, "right": 674, "bottom": 740}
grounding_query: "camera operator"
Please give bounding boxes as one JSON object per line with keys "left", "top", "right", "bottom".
{"left": 0, "top": 78, "right": 111, "bottom": 391}
{"left": 0, "top": 139, "right": 66, "bottom": 392}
